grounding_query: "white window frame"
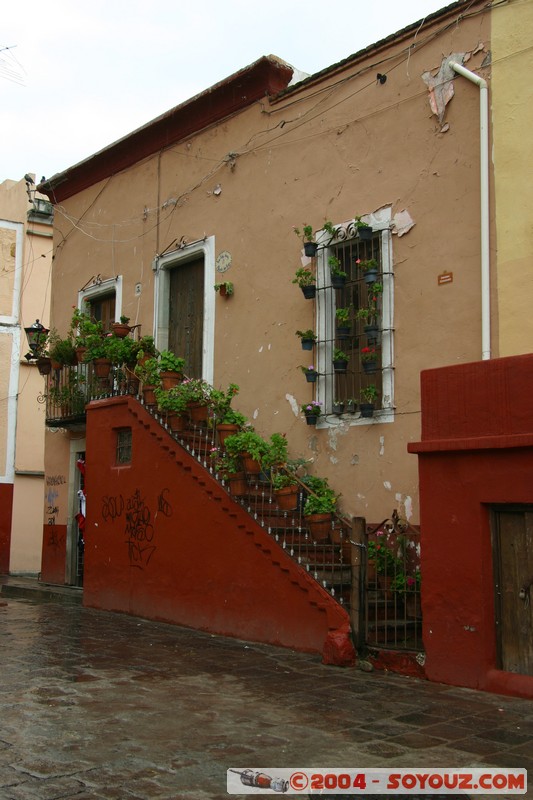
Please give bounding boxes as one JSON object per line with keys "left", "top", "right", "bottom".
{"left": 314, "top": 212, "right": 394, "bottom": 427}
{"left": 78, "top": 276, "right": 123, "bottom": 320}
{"left": 152, "top": 237, "right": 215, "bottom": 385}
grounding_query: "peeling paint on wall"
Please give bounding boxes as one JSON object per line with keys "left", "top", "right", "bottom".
{"left": 351, "top": 454, "right": 359, "bottom": 465}
{"left": 285, "top": 394, "right": 299, "bottom": 417}
{"left": 422, "top": 53, "right": 466, "bottom": 124}
{"left": 384, "top": 481, "right": 392, "bottom": 491}
{"left": 379, "top": 436, "right": 385, "bottom": 456}
{"left": 395, "top": 492, "right": 414, "bottom": 521}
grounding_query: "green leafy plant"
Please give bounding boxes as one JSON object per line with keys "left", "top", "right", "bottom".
{"left": 48, "top": 329, "right": 77, "bottom": 366}
{"left": 271, "top": 472, "right": 299, "bottom": 491}
{"left": 158, "top": 350, "right": 185, "bottom": 373}
{"left": 119, "top": 315, "right": 130, "bottom": 324}
{"left": 357, "top": 258, "right": 378, "bottom": 273}
{"left": 292, "top": 267, "right": 316, "bottom": 287}
{"left": 300, "top": 364, "right": 317, "bottom": 377}
{"left": 214, "top": 281, "right": 234, "bottom": 296}
{"left": 354, "top": 215, "right": 371, "bottom": 230}
{"left": 179, "top": 378, "right": 212, "bottom": 405}
{"left": 360, "top": 384, "right": 379, "bottom": 403}
{"left": 392, "top": 570, "right": 421, "bottom": 594}
{"left": 154, "top": 385, "right": 189, "bottom": 414}
{"left": 293, "top": 224, "right": 314, "bottom": 243}
{"left": 335, "top": 307, "right": 351, "bottom": 325}
{"left": 333, "top": 348, "right": 349, "bottom": 362}
{"left": 224, "top": 430, "right": 270, "bottom": 463}
{"left": 328, "top": 256, "right": 347, "bottom": 278}
{"left": 134, "top": 355, "right": 161, "bottom": 386}
{"left": 295, "top": 329, "right": 317, "bottom": 343}
{"left": 322, "top": 220, "right": 337, "bottom": 239}
{"left": 302, "top": 475, "right": 338, "bottom": 516}
{"left": 210, "top": 383, "right": 241, "bottom": 422}
{"left": 105, "top": 335, "right": 137, "bottom": 366}
{"left": 209, "top": 447, "right": 242, "bottom": 479}
{"left": 367, "top": 536, "right": 400, "bottom": 574}
{"left": 262, "top": 433, "right": 289, "bottom": 471}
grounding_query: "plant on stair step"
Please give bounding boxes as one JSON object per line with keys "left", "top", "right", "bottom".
{"left": 209, "top": 447, "right": 243, "bottom": 480}
{"left": 154, "top": 385, "right": 189, "bottom": 415}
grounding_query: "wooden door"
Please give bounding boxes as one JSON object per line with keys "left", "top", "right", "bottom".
{"left": 493, "top": 508, "right": 533, "bottom": 674}
{"left": 169, "top": 257, "right": 204, "bottom": 378}
{"left": 89, "top": 294, "right": 115, "bottom": 332}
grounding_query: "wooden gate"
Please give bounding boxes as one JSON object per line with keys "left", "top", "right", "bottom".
{"left": 492, "top": 507, "right": 533, "bottom": 675}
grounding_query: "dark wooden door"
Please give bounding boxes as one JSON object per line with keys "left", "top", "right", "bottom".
{"left": 169, "top": 257, "right": 204, "bottom": 378}
{"left": 89, "top": 294, "right": 115, "bottom": 333}
{"left": 493, "top": 508, "right": 533, "bottom": 674}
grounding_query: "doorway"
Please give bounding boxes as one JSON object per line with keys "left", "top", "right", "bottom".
{"left": 169, "top": 257, "right": 204, "bottom": 378}
{"left": 492, "top": 507, "right": 533, "bottom": 675}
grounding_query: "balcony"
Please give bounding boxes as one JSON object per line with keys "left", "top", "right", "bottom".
{"left": 44, "top": 363, "right": 137, "bottom": 428}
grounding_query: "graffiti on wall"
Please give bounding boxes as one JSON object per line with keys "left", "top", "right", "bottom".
{"left": 45, "top": 475, "right": 65, "bottom": 527}
{"left": 100, "top": 488, "right": 173, "bottom": 569}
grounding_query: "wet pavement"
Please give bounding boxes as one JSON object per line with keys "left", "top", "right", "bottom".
{"left": 0, "top": 586, "right": 532, "bottom": 800}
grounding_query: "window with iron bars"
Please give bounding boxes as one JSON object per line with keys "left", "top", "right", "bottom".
{"left": 314, "top": 222, "right": 393, "bottom": 422}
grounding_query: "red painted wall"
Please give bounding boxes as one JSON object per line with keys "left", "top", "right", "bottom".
{"left": 0, "top": 484, "right": 13, "bottom": 573}
{"left": 40, "top": 525, "right": 67, "bottom": 584}
{"left": 409, "top": 355, "right": 533, "bottom": 698}
{"left": 83, "top": 397, "right": 354, "bottom": 665}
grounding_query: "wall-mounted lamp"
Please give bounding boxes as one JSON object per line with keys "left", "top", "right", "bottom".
{"left": 24, "top": 319, "right": 49, "bottom": 361}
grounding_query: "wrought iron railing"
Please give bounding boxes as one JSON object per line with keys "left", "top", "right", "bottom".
{"left": 362, "top": 515, "right": 422, "bottom": 651}
{"left": 44, "top": 364, "right": 138, "bottom": 426}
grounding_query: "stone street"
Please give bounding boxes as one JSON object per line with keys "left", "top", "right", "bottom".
{"left": 0, "top": 589, "right": 531, "bottom": 799}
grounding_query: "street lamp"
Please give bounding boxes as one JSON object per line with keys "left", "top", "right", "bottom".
{"left": 23, "top": 319, "right": 49, "bottom": 361}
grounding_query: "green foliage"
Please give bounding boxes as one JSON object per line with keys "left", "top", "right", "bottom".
{"left": 294, "top": 223, "right": 314, "bottom": 242}
{"left": 333, "top": 348, "right": 349, "bottom": 362}
{"left": 360, "top": 384, "right": 379, "bottom": 403}
{"left": 335, "top": 307, "right": 351, "bottom": 325}
{"left": 48, "top": 329, "right": 76, "bottom": 366}
{"left": 209, "top": 447, "right": 242, "bottom": 478}
{"left": 302, "top": 475, "right": 338, "bottom": 516}
{"left": 224, "top": 430, "right": 270, "bottom": 463}
{"left": 214, "top": 281, "right": 234, "bottom": 296}
{"left": 154, "top": 386, "right": 189, "bottom": 414}
{"left": 134, "top": 355, "right": 161, "bottom": 386}
{"left": 158, "top": 350, "right": 185, "bottom": 373}
{"left": 179, "top": 378, "right": 212, "bottom": 405}
{"left": 105, "top": 335, "right": 137, "bottom": 366}
{"left": 357, "top": 258, "right": 378, "bottom": 273}
{"left": 354, "top": 215, "right": 371, "bottom": 229}
{"left": 367, "top": 538, "right": 400, "bottom": 574}
{"left": 271, "top": 472, "right": 298, "bottom": 491}
{"left": 322, "top": 220, "right": 337, "bottom": 239}
{"left": 295, "top": 329, "right": 317, "bottom": 342}
{"left": 292, "top": 267, "right": 315, "bottom": 287}
{"left": 328, "top": 256, "right": 347, "bottom": 278}
{"left": 210, "top": 383, "right": 240, "bottom": 422}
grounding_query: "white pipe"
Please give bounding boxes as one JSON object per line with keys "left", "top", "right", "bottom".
{"left": 450, "top": 61, "right": 491, "bottom": 360}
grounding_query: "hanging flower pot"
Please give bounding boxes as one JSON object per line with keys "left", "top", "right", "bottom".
{"left": 36, "top": 356, "right": 52, "bottom": 376}
{"left": 336, "top": 325, "right": 351, "bottom": 340}
{"left": 304, "top": 241, "right": 318, "bottom": 258}
{"left": 305, "top": 414, "right": 318, "bottom": 426}
{"left": 364, "top": 324, "right": 380, "bottom": 345}
{"left": 331, "top": 274, "right": 346, "bottom": 289}
{"left": 357, "top": 225, "right": 373, "bottom": 241}
{"left": 111, "top": 322, "right": 131, "bottom": 339}
{"left": 364, "top": 270, "right": 379, "bottom": 285}
{"left": 333, "top": 349, "right": 349, "bottom": 374}
{"left": 301, "top": 401, "right": 322, "bottom": 425}
{"left": 301, "top": 337, "right": 314, "bottom": 351}
{"left": 301, "top": 284, "right": 316, "bottom": 300}
{"left": 362, "top": 361, "right": 378, "bottom": 374}
{"left": 301, "top": 366, "right": 318, "bottom": 383}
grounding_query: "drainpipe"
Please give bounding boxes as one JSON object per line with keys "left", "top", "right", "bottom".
{"left": 449, "top": 61, "right": 490, "bottom": 360}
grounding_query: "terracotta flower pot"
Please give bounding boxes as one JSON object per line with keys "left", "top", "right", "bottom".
{"left": 216, "top": 423, "right": 240, "bottom": 447}
{"left": 160, "top": 370, "right": 182, "bottom": 390}
{"left": 227, "top": 472, "right": 247, "bottom": 497}
{"left": 93, "top": 358, "right": 112, "bottom": 378}
{"left": 188, "top": 402, "right": 209, "bottom": 424}
{"left": 241, "top": 453, "right": 261, "bottom": 474}
{"left": 306, "top": 513, "right": 332, "bottom": 541}
{"left": 168, "top": 413, "right": 187, "bottom": 432}
{"left": 275, "top": 485, "right": 299, "bottom": 511}
{"left": 111, "top": 323, "right": 131, "bottom": 339}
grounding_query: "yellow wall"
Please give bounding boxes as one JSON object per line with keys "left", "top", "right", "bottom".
{"left": 492, "top": 0, "right": 533, "bottom": 355}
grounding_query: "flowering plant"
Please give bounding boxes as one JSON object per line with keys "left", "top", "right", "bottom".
{"left": 300, "top": 364, "right": 317, "bottom": 376}
{"left": 361, "top": 347, "right": 377, "bottom": 363}
{"left": 209, "top": 447, "right": 242, "bottom": 478}
{"left": 360, "top": 384, "right": 379, "bottom": 404}
{"left": 301, "top": 400, "right": 322, "bottom": 418}
{"left": 292, "top": 267, "right": 316, "bottom": 287}
{"left": 356, "top": 258, "right": 378, "bottom": 273}
{"left": 367, "top": 537, "right": 399, "bottom": 574}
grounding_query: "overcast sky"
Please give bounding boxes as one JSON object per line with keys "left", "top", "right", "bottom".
{"left": 2, "top": 0, "right": 451, "bottom": 183}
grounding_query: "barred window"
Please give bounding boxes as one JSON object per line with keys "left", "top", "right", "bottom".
{"left": 116, "top": 428, "right": 132, "bottom": 464}
{"left": 314, "top": 218, "right": 394, "bottom": 423}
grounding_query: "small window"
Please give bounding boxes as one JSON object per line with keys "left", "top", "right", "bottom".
{"left": 116, "top": 428, "right": 132, "bottom": 464}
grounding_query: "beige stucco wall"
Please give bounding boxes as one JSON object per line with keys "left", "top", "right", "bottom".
{"left": 0, "top": 176, "right": 51, "bottom": 573}
{"left": 47, "top": 7, "right": 491, "bottom": 527}
{"left": 491, "top": 0, "right": 533, "bottom": 356}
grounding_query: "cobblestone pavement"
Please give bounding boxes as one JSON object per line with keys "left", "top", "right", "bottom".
{"left": 0, "top": 594, "right": 531, "bottom": 800}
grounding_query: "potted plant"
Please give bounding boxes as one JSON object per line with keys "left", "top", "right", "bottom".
{"left": 48, "top": 372, "right": 87, "bottom": 417}
{"left": 300, "top": 400, "right": 322, "bottom": 426}
{"left": 296, "top": 329, "right": 317, "bottom": 351}
{"left": 155, "top": 385, "right": 189, "bottom": 432}
{"left": 214, "top": 281, "right": 234, "bottom": 297}
{"left": 158, "top": 350, "right": 186, "bottom": 389}
{"left": 104, "top": 335, "right": 137, "bottom": 367}
{"left": 322, "top": 220, "right": 337, "bottom": 242}
{"left": 210, "top": 384, "right": 246, "bottom": 443}
{"left": 345, "top": 397, "right": 357, "bottom": 414}
{"left": 354, "top": 215, "right": 374, "bottom": 241}
{"left": 111, "top": 315, "right": 132, "bottom": 338}
{"left": 356, "top": 257, "right": 379, "bottom": 284}
{"left": 47, "top": 329, "right": 77, "bottom": 369}
{"left": 335, "top": 307, "right": 351, "bottom": 338}
{"left": 303, "top": 476, "right": 338, "bottom": 540}
{"left": 300, "top": 364, "right": 318, "bottom": 383}
{"left": 209, "top": 448, "right": 247, "bottom": 497}
{"left": 332, "top": 399, "right": 345, "bottom": 415}
{"left": 361, "top": 346, "right": 378, "bottom": 374}
{"left": 360, "top": 384, "right": 379, "bottom": 417}
{"left": 328, "top": 256, "right": 347, "bottom": 288}
{"left": 292, "top": 267, "right": 316, "bottom": 299}
{"left": 224, "top": 429, "right": 271, "bottom": 475}
{"left": 294, "top": 224, "right": 317, "bottom": 257}
{"left": 179, "top": 378, "right": 213, "bottom": 423}
{"left": 333, "top": 348, "right": 349, "bottom": 373}
{"left": 271, "top": 471, "right": 300, "bottom": 511}
{"left": 356, "top": 306, "right": 380, "bottom": 344}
